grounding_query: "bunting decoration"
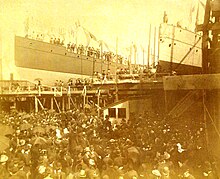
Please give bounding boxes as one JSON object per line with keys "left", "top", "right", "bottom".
{"left": 99, "top": 40, "right": 110, "bottom": 51}
{"left": 89, "top": 32, "right": 97, "bottom": 41}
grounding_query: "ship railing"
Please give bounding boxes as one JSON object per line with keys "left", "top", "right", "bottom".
{"left": 0, "top": 80, "right": 37, "bottom": 94}
{"left": 0, "top": 80, "right": 68, "bottom": 95}
{"left": 92, "top": 72, "right": 171, "bottom": 85}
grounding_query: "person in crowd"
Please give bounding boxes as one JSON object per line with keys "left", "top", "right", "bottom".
{"left": 71, "top": 43, "right": 76, "bottom": 53}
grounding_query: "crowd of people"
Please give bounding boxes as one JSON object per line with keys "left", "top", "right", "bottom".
{"left": 47, "top": 36, "right": 126, "bottom": 65}
{"left": 0, "top": 106, "right": 219, "bottom": 178}
{"left": 26, "top": 32, "right": 126, "bottom": 65}
{"left": 66, "top": 43, "right": 125, "bottom": 65}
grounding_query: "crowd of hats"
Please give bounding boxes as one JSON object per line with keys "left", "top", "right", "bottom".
{"left": 0, "top": 108, "right": 219, "bottom": 178}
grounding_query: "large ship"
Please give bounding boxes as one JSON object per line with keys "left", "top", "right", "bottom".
{"left": 158, "top": 23, "right": 202, "bottom": 74}
{"left": 13, "top": 36, "right": 127, "bottom": 85}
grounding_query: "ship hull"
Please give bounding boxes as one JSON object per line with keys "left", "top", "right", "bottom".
{"left": 159, "top": 24, "right": 202, "bottom": 74}
{"left": 14, "top": 36, "right": 126, "bottom": 84}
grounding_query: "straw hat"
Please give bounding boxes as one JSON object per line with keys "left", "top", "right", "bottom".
{"left": 84, "top": 147, "right": 90, "bottom": 152}
{"left": 89, "top": 159, "right": 96, "bottom": 166}
{"left": 152, "top": 169, "right": 161, "bottom": 177}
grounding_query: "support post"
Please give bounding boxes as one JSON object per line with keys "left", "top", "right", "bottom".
{"left": 164, "top": 90, "right": 168, "bottom": 113}
{"left": 83, "top": 95, "right": 86, "bottom": 110}
{"left": 37, "top": 98, "right": 44, "bottom": 110}
{"left": 35, "top": 96, "right": 38, "bottom": 113}
{"left": 62, "top": 97, "right": 65, "bottom": 112}
{"left": 54, "top": 97, "right": 61, "bottom": 113}
{"left": 67, "top": 96, "right": 71, "bottom": 110}
{"left": 103, "top": 99, "right": 106, "bottom": 107}
{"left": 97, "top": 90, "right": 100, "bottom": 117}
{"left": 51, "top": 97, "right": 53, "bottom": 110}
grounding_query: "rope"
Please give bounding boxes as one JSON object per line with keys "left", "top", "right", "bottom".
{"left": 204, "top": 104, "right": 220, "bottom": 139}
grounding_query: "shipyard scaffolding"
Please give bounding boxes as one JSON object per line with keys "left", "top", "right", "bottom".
{"left": 164, "top": 0, "right": 220, "bottom": 157}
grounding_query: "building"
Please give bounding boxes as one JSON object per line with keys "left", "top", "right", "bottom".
{"left": 102, "top": 97, "right": 153, "bottom": 126}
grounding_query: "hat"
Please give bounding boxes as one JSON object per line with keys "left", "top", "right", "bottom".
{"left": 79, "top": 169, "right": 87, "bottom": 178}
{"left": 55, "top": 162, "right": 62, "bottom": 170}
{"left": 89, "top": 159, "right": 96, "bottom": 166}
{"left": 20, "top": 139, "right": 26, "bottom": 146}
{"left": 164, "top": 152, "right": 170, "bottom": 160}
{"left": 84, "top": 147, "right": 90, "bottom": 152}
{"left": 0, "top": 154, "right": 8, "bottom": 163}
{"left": 152, "top": 169, "right": 161, "bottom": 177}
{"left": 162, "top": 166, "right": 170, "bottom": 176}
{"left": 102, "top": 175, "right": 109, "bottom": 179}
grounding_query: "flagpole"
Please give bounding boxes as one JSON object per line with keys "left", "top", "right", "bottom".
{"left": 153, "top": 26, "right": 157, "bottom": 68}
{"left": 130, "top": 44, "right": 132, "bottom": 74}
{"left": 143, "top": 48, "right": 145, "bottom": 68}
{"left": 148, "top": 24, "right": 151, "bottom": 69}
{"left": 158, "top": 24, "right": 161, "bottom": 66}
{"left": 100, "top": 41, "right": 103, "bottom": 71}
{"left": 116, "top": 37, "right": 118, "bottom": 63}
{"left": 134, "top": 44, "right": 137, "bottom": 66}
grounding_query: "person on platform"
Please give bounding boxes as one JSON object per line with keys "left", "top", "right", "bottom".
{"left": 163, "top": 11, "right": 168, "bottom": 23}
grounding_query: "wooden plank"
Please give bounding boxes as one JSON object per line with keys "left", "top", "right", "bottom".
{"left": 163, "top": 74, "right": 220, "bottom": 90}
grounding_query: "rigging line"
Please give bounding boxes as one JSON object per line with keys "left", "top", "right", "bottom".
{"left": 204, "top": 104, "right": 220, "bottom": 139}
{"left": 174, "top": 37, "right": 202, "bottom": 70}
{"left": 161, "top": 36, "right": 202, "bottom": 49}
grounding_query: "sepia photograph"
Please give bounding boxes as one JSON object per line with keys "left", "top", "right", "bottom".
{"left": 0, "top": 0, "right": 220, "bottom": 178}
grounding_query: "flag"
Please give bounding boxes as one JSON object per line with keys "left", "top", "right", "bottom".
{"left": 84, "top": 30, "right": 91, "bottom": 47}
{"left": 82, "top": 86, "right": 87, "bottom": 96}
{"left": 103, "top": 42, "right": 110, "bottom": 51}
{"left": 89, "top": 32, "right": 97, "bottom": 41}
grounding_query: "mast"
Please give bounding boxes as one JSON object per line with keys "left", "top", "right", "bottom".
{"left": 157, "top": 24, "right": 161, "bottom": 66}
{"left": 142, "top": 47, "right": 145, "bottom": 68}
{"left": 170, "top": 26, "right": 175, "bottom": 74}
{"left": 115, "top": 37, "right": 118, "bottom": 76}
{"left": 129, "top": 44, "right": 132, "bottom": 73}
